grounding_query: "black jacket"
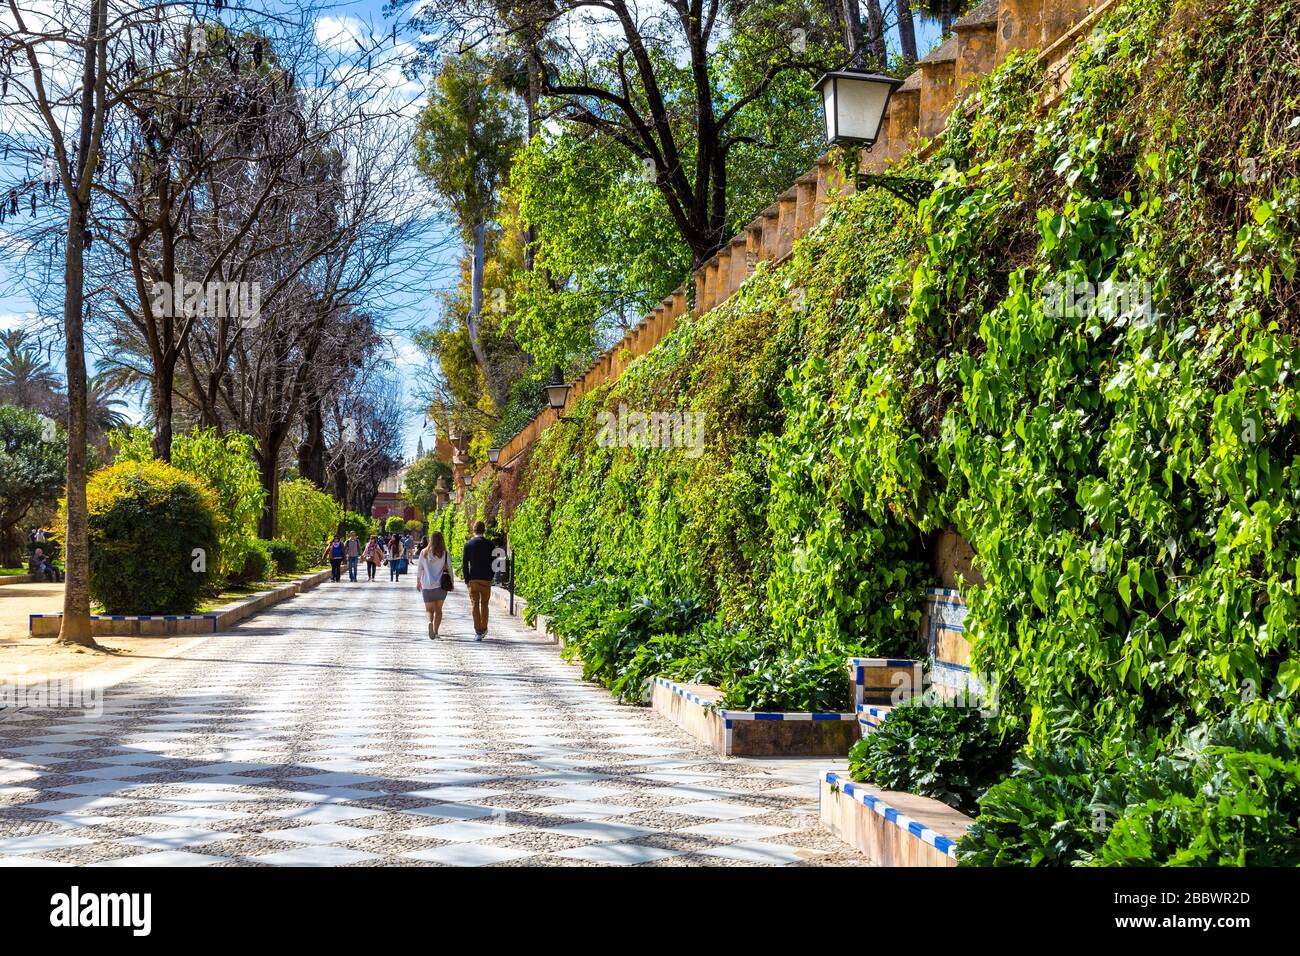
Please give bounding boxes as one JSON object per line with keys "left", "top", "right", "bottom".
{"left": 462, "top": 535, "right": 495, "bottom": 582}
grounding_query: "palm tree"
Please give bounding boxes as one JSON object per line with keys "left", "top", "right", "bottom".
{"left": 918, "top": 0, "right": 975, "bottom": 38}
{"left": 86, "top": 372, "right": 130, "bottom": 448}
{"left": 0, "top": 330, "right": 62, "bottom": 411}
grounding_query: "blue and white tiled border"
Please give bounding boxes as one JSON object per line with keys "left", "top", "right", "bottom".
{"left": 29, "top": 612, "right": 218, "bottom": 631}
{"left": 823, "top": 770, "right": 960, "bottom": 861}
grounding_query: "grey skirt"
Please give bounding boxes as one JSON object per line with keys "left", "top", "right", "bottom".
{"left": 422, "top": 588, "right": 448, "bottom": 603}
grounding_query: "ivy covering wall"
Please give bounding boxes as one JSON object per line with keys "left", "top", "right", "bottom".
{"left": 474, "top": 0, "right": 1300, "bottom": 779}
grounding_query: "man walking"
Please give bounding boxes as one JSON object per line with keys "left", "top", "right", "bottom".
{"left": 345, "top": 532, "right": 360, "bottom": 582}
{"left": 462, "top": 521, "right": 494, "bottom": 641}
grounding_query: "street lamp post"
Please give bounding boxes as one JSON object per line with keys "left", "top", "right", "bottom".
{"left": 543, "top": 365, "right": 575, "bottom": 422}
{"left": 815, "top": 68, "right": 933, "bottom": 207}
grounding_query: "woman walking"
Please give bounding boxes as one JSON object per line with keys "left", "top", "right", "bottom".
{"left": 362, "top": 535, "right": 383, "bottom": 581}
{"left": 387, "top": 532, "right": 404, "bottom": 582}
{"left": 416, "top": 532, "right": 454, "bottom": 639}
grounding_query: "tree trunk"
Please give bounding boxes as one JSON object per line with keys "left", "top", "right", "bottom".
{"left": 865, "top": 0, "right": 889, "bottom": 67}
{"left": 897, "top": 0, "right": 920, "bottom": 67}
{"left": 298, "top": 399, "right": 326, "bottom": 486}
{"left": 256, "top": 438, "right": 282, "bottom": 540}
{"left": 58, "top": 0, "right": 104, "bottom": 650}
{"left": 464, "top": 223, "right": 506, "bottom": 409}
{"left": 151, "top": 371, "right": 174, "bottom": 461}
{"left": 842, "top": 0, "right": 865, "bottom": 60}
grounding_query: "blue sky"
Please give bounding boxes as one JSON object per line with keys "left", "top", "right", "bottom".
{"left": 0, "top": 1, "right": 941, "bottom": 461}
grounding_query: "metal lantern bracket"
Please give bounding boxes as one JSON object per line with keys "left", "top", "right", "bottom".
{"left": 856, "top": 173, "right": 936, "bottom": 207}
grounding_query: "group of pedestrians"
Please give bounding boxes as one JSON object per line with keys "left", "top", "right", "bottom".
{"left": 322, "top": 521, "right": 502, "bottom": 641}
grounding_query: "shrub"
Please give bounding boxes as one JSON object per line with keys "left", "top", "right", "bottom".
{"left": 76, "top": 460, "right": 220, "bottom": 614}
{"left": 265, "top": 538, "right": 298, "bottom": 574}
{"left": 0, "top": 405, "right": 66, "bottom": 567}
{"left": 277, "top": 478, "right": 341, "bottom": 563}
{"left": 338, "top": 510, "right": 375, "bottom": 541}
{"left": 384, "top": 515, "right": 406, "bottom": 534}
{"left": 232, "top": 538, "right": 272, "bottom": 585}
{"left": 848, "top": 701, "right": 1020, "bottom": 814}
{"left": 112, "top": 426, "right": 265, "bottom": 584}
{"left": 958, "top": 715, "right": 1300, "bottom": 866}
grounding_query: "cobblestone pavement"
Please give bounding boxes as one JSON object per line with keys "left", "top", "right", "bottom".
{"left": 0, "top": 578, "right": 863, "bottom": 866}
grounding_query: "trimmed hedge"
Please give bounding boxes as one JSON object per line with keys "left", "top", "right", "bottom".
{"left": 79, "top": 461, "right": 220, "bottom": 614}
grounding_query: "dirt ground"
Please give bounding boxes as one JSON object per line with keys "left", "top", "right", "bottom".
{"left": 0, "top": 581, "right": 214, "bottom": 688}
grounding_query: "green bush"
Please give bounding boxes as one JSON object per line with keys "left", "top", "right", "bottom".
{"left": 848, "top": 701, "right": 1020, "bottom": 815}
{"left": 112, "top": 426, "right": 265, "bottom": 585}
{"left": 277, "top": 478, "right": 341, "bottom": 563}
{"left": 384, "top": 515, "right": 406, "bottom": 534}
{"left": 233, "top": 538, "right": 272, "bottom": 585}
{"left": 265, "top": 538, "right": 298, "bottom": 574}
{"left": 958, "top": 715, "right": 1300, "bottom": 866}
{"left": 76, "top": 460, "right": 220, "bottom": 614}
{"left": 338, "top": 510, "right": 375, "bottom": 541}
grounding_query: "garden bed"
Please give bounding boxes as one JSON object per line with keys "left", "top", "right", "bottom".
{"left": 652, "top": 676, "right": 859, "bottom": 757}
{"left": 819, "top": 771, "right": 971, "bottom": 867}
{"left": 28, "top": 568, "right": 331, "bottom": 638}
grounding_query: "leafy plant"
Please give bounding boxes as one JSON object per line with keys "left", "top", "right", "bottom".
{"left": 848, "top": 702, "right": 1020, "bottom": 814}
{"left": 75, "top": 460, "right": 220, "bottom": 614}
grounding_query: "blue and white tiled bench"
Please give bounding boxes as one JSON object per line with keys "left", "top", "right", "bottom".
{"left": 651, "top": 676, "right": 859, "bottom": 757}
{"left": 857, "top": 703, "right": 895, "bottom": 736}
{"left": 820, "top": 771, "right": 971, "bottom": 867}
{"left": 848, "top": 657, "right": 923, "bottom": 709}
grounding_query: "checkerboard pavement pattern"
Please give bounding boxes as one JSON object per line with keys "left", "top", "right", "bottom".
{"left": 0, "top": 579, "right": 865, "bottom": 866}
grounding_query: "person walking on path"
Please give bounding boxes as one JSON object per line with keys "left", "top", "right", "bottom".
{"left": 416, "top": 531, "right": 454, "bottom": 639}
{"left": 345, "top": 532, "right": 361, "bottom": 582}
{"left": 386, "top": 533, "right": 404, "bottom": 582}
{"left": 362, "top": 535, "right": 383, "bottom": 581}
{"left": 325, "top": 535, "right": 345, "bottom": 582}
{"left": 462, "top": 521, "right": 495, "bottom": 641}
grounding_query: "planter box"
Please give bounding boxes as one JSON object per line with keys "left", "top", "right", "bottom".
{"left": 28, "top": 569, "right": 332, "bottom": 638}
{"left": 652, "top": 676, "right": 859, "bottom": 757}
{"left": 820, "top": 771, "right": 971, "bottom": 867}
{"left": 848, "top": 657, "right": 923, "bottom": 708}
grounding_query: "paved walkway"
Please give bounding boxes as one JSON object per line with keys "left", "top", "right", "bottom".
{"left": 0, "top": 576, "right": 860, "bottom": 866}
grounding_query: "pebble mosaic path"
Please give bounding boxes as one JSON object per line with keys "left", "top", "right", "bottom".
{"left": 0, "top": 577, "right": 864, "bottom": 866}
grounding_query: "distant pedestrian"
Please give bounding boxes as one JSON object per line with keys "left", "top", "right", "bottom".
{"left": 416, "top": 532, "right": 454, "bottom": 639}
{"left": 325, "top": 535, "right": 344, "bottom": 582}
{"left": 345, "top": 531, "right": 360, "bottom": 582}
{"left": 462, "top": 521, "right": 494, "bottom": 641}
{"left": 362, "top": 535, "right": 383, "bottom": 581}
{"left": 387, "top": 532, "right": 403, "bottom": 582}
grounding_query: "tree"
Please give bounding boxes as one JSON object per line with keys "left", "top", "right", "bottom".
{"left": 402, "top": 452, "right": 452, "bottom": 518}
{"left": 0, "top": 330, "right": 62, "bottom": 412}
{"left": 0, "top": 404, "right": 67, "bottom": 567}
{"left": 414, "top": 51, "right": 522, "bottom": 410}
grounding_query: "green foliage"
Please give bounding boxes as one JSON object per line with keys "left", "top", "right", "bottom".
{"left": 511, "top": 0, "right": 1300, "bottom": 810}
{"left": 402, "top": 454, "right": 451, "bottom": 517}
{"left": 113, "top": 426, "right": 265, "bottom": 584}
{"left": 848, "top": 703, "right": 1021, "bottom": 814}
{"left": 265, "top": 538, "right": 298, "bottom": 575}
{"left": 959, "top": 715, "right": 1300, "bottom": 866}
{"left": 384, "top": 515, "right": 406, "bottom": 535}
{"left": 0, "top": 404, "right": 66, "bottom": 555}
{"left": 78, "top": 460, "right": 220, "bottom": 614}
{"left": 277, "top": 478, "right": 341, "bottom": 563}
{"left": 233, "top": 537, "right": 272, "bottom": 585}
{"left": 532, "top": 577, "right": 705, "bottom": 701}
{"left": 338, "top": 510, "right": 375, "bottom": 541}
